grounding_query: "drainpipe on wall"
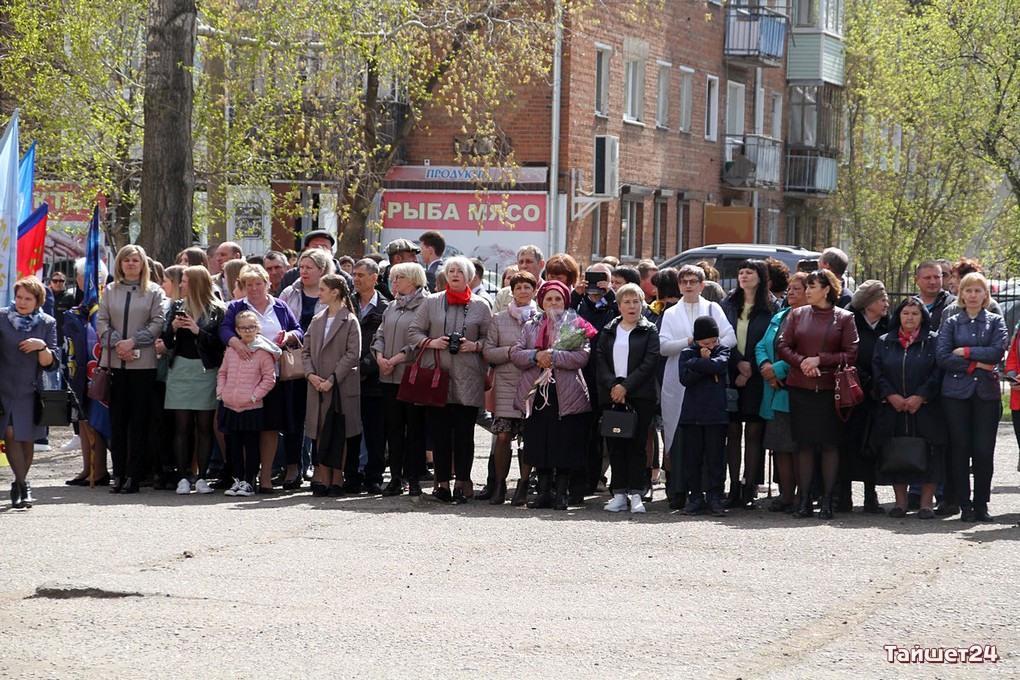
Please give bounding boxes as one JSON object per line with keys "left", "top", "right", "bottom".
{"left": 548, "top": 0, "right": 564, "bottom": 258}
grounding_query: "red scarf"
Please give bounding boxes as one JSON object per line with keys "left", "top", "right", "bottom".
{"left": 898, "top": 328, "right": 919, "bottom": 349}
{"left": 445, "top": 286, "right": 471, "bottom": 306}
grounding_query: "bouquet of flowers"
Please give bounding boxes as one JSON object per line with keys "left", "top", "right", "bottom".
{"left": 524, "top": 309, "right": 597, "bottom": 417}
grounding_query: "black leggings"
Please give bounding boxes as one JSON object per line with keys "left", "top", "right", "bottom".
{"left": 606, "top": 399, "right": 655, "bottom": 494}
{"left": 228, "top": 430, "right": 261, "bottom": 485}
{"left": 426, "top": 403, "right": 477, "bottom": 483}
{"left": 173, "top": 410, "right": 214, "bottom": 479}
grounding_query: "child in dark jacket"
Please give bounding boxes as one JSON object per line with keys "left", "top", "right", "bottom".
{"left": 678, "top": 316, "right": 731, "bottom": 517}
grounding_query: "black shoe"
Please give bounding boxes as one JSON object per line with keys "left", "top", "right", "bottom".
{"left": 407, "top": 480, "right": 423, "bottom": 497}
{"left": 510, "top": 482, "right": 528, "bottom": 507}
{"left": 93, "top": 473, "right": 111, "bottom": 486}
{"left": 817, "top": 495, "right": 833, "bottom": 520}
{"left": 888, "top": 506, "right": 906, "bottom": 518}
{"left": 257, "top": 486, "right": 277, "bottom": 495}
{"left": 935, "top": 501, "right": 960, "bottom": 517}
{"left": 211, "top": 477, "right": 234, "bottom": 490}
{"left": 862, "top": 494, "right": 885, "bottom": 514}
{"left": 109, "top": 477, "right": 125, "bottom": 494}
{"left": 419, "top": 470, "right": 435, "bottom": 482}
{"left": 432, "top": 486, "right": 452, "bottom": 503}
{"left": 381, "top": 479, "right": 404, "bottom": 497}
{"left": 974, "top": 507, "right": 993, "bottom": 522}
{"left": 20, "top": 482, "right": 34, "bottom": 508}
{"left": 10, "top": 482, "right": 24, "bottom": 509}
{"left": 452, "top": 487, "right": 468, "bottom": 504}
{"left": 741, "top": 483, "right": 757, "bottom": 509}
{"left": 489, "top": 482, "right": 507, "bottom": 505}
{"left": 327, "top": 484, "right": 345, "bottom": 498}
{"left": 342, "top": 482, "right": 364, "bottom": 495}
{"left": 65, "top": 474, "right": 90, "bottom": 486}
{"left": 960, "top": 507, "right": 976, "bottom": 522}
{"left": 121, "top": 478, "right": 139, "bottom": 494}
{"left": 474, "top": 485, "right": 495, "bottom": 501}
{"left": 567, "top": 494, "right": 586, "bottom": 506}
{"left": 310, "top": 482, "right": 329, "bottom": 497}
{"left": 793, "top": 497, "right": 813, "bottom": 518}
{"left": 835, "top": 496, "right": 853, "bottom": 513}
{"left": 365, "top": 481, "right": 385, "bottom": 495}
{"left": 906, "top": 493, "right": 921, "bottom": 510}
{"left": 553, "top": 493, "right": 568, "bottom": 511}
{"left": 282, "top": 477, "right": 304, "bottom": 490}
{"left": 723, "top": 483, "right": 742, "bottom": 509}
{"left": 768, "top": 498, "right": 793, "bottom": 513}
{"left": 528, "top": 491, "right": 554, "bottom": 509}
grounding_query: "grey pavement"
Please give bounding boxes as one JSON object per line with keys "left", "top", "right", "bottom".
{"left": 2, "top": 424, "right": 1019, "bottom": 678}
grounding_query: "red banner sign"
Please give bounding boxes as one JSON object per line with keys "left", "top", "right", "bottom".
{"left": 382, "top": 190, "right": 546, "bottom": 232}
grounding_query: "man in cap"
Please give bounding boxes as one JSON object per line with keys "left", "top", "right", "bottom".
{"left": 382, "top": 238, "right": 421, "bottom": 294}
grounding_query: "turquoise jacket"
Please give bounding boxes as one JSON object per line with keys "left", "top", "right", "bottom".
{"left": 755, "top": 306, "right": 792, "bottom": 419}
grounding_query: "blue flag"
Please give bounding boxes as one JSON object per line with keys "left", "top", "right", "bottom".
{"left": 84, "top": 205, "right": 101, "bottom": 323}
{"left": 18, "top": 141, "right": 35, "bottom": 226}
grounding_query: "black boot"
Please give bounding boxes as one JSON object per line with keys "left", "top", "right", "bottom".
{"left": 836, "top": 481, "right": 853, "bottom": 513}
{"left": 741, "top": 482, "right": 757, "bottom": 508}
{"left": 528, "top": 472, "right": 553, "bottom": 509}
{"left": 489, "top": 481, "right": 507, "bottom": 505}
{"left": 510, "top": 479, "right": 529, "bottom": 507}
{"left": 818, "top": 494, "right": 834, "bottom": 520}
{"left": 724, "top": 481, "right": 742, "bottom": 509}
{"left": 862, "top": 485, "right": 884, "bottom": 514}
{"left": 553, "top": 474, "right": 569, "bottom": 511}
{"left": 793, "top": 495, "right": 813, "bottom": 518}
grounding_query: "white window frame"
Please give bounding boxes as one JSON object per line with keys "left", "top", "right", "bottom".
{"left": 653, "top": 198, "right": 668, "bottom": 260}
{"left": 726, "top": 80, "right": 746, "bottom": 139}
{"left": 771, "top": 93, "right": 783, "bottom": 140}
{"left": 621, "top": 199, "right": 639, "bottom": 258}
{"left": 656, "top": 60, "right": 671, "bottom": 129}
{"left": 705, "top": 74, "right": 720, "bottom": 141}
{"left": 595, "top": 44, "right": 612, "bottom": 117}
{"left": 623, "top": 58, "right": 645, "bottom": 123}
{"left": 591, "top": 204, "right": 603, "bottom": 256}
{"left": 678, "top": 67, "right": 695, "bottom": 133}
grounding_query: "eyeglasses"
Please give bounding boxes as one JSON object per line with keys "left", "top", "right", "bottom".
{"left": 50, "top": 278, "right": 66, "bottom": 283}
{"left": 236, "top": 325, "right": 259, "bottom": 332}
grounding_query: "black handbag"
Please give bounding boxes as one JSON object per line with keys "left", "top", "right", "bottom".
{"left": 35, "top": 367, "right": 77, "bottom": 428}
{"left": 726, "top": 388, "right": 739, "bottom": 413}
{"left": 315, "top": 382, "right": 346, "bottom": 469}
{"left": 600, "top": 403, "right": 639, "bottom": 439}
{"left": 879, "top": 414, "right": 931, "bottom": 476}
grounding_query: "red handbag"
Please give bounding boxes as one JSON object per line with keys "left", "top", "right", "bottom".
{"left": 397, "top": 341, "right": 450, "bottom": 407}
{"left": 833, "top": 363, "right": 864, "bottom": 422}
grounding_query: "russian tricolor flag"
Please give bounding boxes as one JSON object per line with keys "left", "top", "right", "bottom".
{"left": 17, "top": 202, "right": 48, "bottom": 278}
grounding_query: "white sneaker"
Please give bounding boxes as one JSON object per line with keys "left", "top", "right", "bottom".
{"left": 224, "top": 479, "right": 241, "bottom": 496}
{"left": 236, "top": 481, "right": 255, "bottom": 497}
{"left": 194, "top": 479, "right": 212, "bottom": 494}
{"left": 604, "top": 493, "right": 629, "bottom": 512}
{"left": 59, "top": 435, "right": 81, "bottom": 451}
{"left": 175, "top": 478, "right": 191, "bottom": 495}
{"left": 630, "top": 493, "right": 647, "bottom": 514}
{"left": 34, "top": 444, "right": 51, "bottom": 452}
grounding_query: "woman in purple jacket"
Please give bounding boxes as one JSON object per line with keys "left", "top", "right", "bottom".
{"left": 219, "top": 264, "right": 303, "bottom": 491}
{"left": 511, "top": 280, "right": 592, "bottom": 511}
{"left": 935, "top": 272, "right": 1008, "bottom": 522}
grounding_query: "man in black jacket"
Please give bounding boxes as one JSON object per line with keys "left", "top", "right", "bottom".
{"left": 349, "top": 258, "right": 389, "bottom": 494}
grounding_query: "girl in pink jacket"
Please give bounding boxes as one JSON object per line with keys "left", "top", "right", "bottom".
{"left": 217, "top": 310, "right": 279, "bottom": 496}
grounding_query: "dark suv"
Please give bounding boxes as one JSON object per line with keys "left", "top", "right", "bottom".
{"left": 658, "top": 243, "right": 821, "bottom": 292}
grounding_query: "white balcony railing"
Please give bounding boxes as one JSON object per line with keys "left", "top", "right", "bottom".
{"left": 723, "top": 134, "right": 783, "bottom": 188}
{"left": 785, "top": 151, "right": 838, "bottom": 194}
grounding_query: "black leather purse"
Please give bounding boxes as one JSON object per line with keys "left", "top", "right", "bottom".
{"left": 35, "top": 367, "right": 77, "bottom": 428}
{"left": 600, "top": 403, "right": 639, "bottom": 439}
{"left": 879, "top": 414, "right": 931, "bottom": 476}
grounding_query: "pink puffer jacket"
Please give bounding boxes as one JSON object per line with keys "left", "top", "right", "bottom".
{"left": 217, "top": 346, "right": 277, "bottom": 412}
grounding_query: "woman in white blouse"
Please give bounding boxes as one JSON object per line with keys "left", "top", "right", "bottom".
{"left": 658, "top": 264, "right": 736, "bottom": 508}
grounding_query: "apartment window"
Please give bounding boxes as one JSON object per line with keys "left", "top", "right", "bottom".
{"left": 595, "top": 45, "right": 612, "bottom": 116}
{"left": 653, "top": 198, "right": 668, "bottom": 260}
{"left": 677, "top": 200, "right": 690, "bottom": 253}
{"left": 824, "top": 0, "right": 845, "bottom": 35}
{"left": 767, "top": 208, "right": 780, "bottom": 244}
{"left": 793, "top": 0, "right": 816, "bottom": 26}
{"left": 591, "top": 204, "right": 603, "bottom": 256}
{"left": 754, "top": 84, "right": 766, "bottom": 135}
{"left": 656, "top": 62, "right": 671, "bottom": 128}
{"left": 794, "top": 0, "right": 844, "bottom": 34}
{"left": 771, "top": 94, "right": 783, "bottom": 139}
{"left": 678, "top": 67, "right": 694, "bottom": 133}
{"left": 788, "top": 84, "right": 841, "bottom": 151}
{"left": 705, "top": 75, "right": 720, "bottom": 141}
{"left": 621, "top": 199, "right": 640, "bottom": 258}
{"left": 726, "top": 81, "right": 746, "bottom": 139}
{"left": 624, "top": 58, "right": 645, "bottom": 123}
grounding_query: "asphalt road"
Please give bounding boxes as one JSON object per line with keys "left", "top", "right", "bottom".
{"left": 2, "top": 424, "right": 1019, "bottom": 679}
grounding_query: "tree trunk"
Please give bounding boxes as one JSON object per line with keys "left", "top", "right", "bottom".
{"left": 138, "top": 0, "right": 196, "bottom": 264}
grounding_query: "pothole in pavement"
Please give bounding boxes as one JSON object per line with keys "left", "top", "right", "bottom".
{"left": 28, "top": 586, "right": 145, "bottom": 600}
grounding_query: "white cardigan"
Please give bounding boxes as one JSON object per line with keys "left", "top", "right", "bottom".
{"left": 658, "top": 297, "right": 736, "bottom": 451}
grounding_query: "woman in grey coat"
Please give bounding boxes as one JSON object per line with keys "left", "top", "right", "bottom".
{"left": 2, "top": 276, "right": 59, "bottom": 509}
{"left": 408, "top": 256, "right": 492, "bottom": 504}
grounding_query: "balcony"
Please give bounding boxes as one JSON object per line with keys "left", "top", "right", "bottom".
{"left": 785, "top": 150, "right": 838, "bottom": 195}
{"left": 725, "top": 7, "right": 788, "bottom": 67}
{"left": 724, "top": 134, "right": 783, "bottom": 189}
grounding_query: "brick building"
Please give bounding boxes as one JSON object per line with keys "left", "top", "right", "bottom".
{"left": 388, "top": 0, "right": 845, "bottom": 269}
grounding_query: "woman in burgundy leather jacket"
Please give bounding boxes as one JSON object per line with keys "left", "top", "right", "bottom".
{"left": 777, "top": 269, "right": 859, "bottom": 520}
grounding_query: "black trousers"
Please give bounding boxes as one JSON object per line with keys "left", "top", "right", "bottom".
{"left": 426, "top": 403, "right": 476, "bottom": 483}
{"left": 380, "top": 383, "right": 425, "bottom": 481}
{"left": 682, "top": 424, "right": 728, "bottom": 502}
{"left": 942, "top": 396, "right": 999, "bottom": 510}
{"left": 350, "top": 392, "right": 385, "bottom": 484}
{"left": 109, "top": 368, "right": 157, "bottom": 480}
{"left": 228, "top": 430, "right": 261, "bottom": 484}
{"left": 606, "top": 398, "right": 655, "bottom": 494}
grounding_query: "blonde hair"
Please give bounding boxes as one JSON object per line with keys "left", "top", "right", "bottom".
{"left": 113, "top": 244, "right": 152, "bottom": 288}
{"left": 615, "top": 283, "right": 644, "bottom": 304}
{"left": 299, "top": 249, "right": 335, "bottom": 279}
{"left": 389, "top": 262, "right": 427, "bottom": 288}
{"left": 238, "top": 263, "right": 270, "bottom": 288}
{"left": 163, "top": 265, "right": 185, "bottom": 300}
{"left": 234, "top": 309, "right": 260, "bottom": 331}
{"left": 958, "top": 272, "right": 991, "bottom": 309}
{"left": 183, "top": 266, "right": 226, "bottom": 320}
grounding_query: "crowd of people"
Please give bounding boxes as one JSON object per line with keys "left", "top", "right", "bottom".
{"left": 3, "top": 232, "right": 1016, "bottom": 524}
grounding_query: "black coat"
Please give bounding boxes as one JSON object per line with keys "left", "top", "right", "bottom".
{"left": 720, "top": 292, "right": 776, "bottom": 417}
{"left": 678, "top": 343, "right": 731, "bottom": 426}
{"left": 595, "top": 316, "right": 661, "bottom": 407}
{"left": 572, "top": 289, "right": 618, "bottom": 395}
{"left": 358, "top": 297, "right": 388, "bottom": 398}
{"left": 162, "top": 300, "right": 226, "bottom": 370}
{"left": 839, "top": 308, "right": 890, "bottom": 477}
{"left": 870, "top": 302, "right": 947, "bottom": 448}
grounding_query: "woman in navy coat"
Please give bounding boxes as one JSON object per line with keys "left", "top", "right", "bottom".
{"left": 2, "top": 276, "right": 59, "bottom": 509}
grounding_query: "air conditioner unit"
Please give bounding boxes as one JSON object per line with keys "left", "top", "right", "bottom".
{"left": 594, "top": 135, "right": 620, "bottom": 197}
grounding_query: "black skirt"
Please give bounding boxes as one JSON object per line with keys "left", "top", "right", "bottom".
{"left": 218, "top": 404, "right": 265, "bottom": 433}
{"left": 522, "top": 384, "right": 587, "bottom": 469}
{"left": 788, "top": 387, "right": 844, "bottom": 446}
